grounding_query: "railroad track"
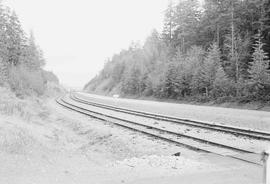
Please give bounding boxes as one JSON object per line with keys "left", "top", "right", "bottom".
{"left": 71, "top": 93, "right": 270, "bottom": 141}
{"left": 56, "top": 95, "right": 265, "bottom": 166}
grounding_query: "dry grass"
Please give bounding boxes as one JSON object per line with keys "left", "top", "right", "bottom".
{"left": 0, "top": 87, "right": 50, "bottom": 121}
{"left": 0, "top": 123, "right": 35, "bottom": 154}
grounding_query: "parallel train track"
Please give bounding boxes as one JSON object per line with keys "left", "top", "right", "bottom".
{"left": 71, "top": 94, "right": 270, "bottom": 141}
{"left": 56, "top": 94, "right": 269, "bottom": 166}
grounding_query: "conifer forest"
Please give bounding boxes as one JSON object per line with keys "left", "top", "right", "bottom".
{"left": 85, "top": 0, "right": 270, "bottom": 103}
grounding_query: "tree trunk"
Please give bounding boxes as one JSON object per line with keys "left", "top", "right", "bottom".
{"left": 216, "top": 24, "right": 220, "bottom": 46}
{"left": 231, "top": 2, "right": 240, "bottom": 97}
{"left": 205, "top": 87, "right": 209, "bottom": 97}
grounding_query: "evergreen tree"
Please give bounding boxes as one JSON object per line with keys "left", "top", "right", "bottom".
{"left": 213, "top": 66, "right": 233, "bottom": 97}
{"left": 261, "top": 0, "right": 270, "bottom": 58}
{"left": 173, "top": 0, "right": 201, "bottom": 52}
{"left": 0, "top": 1, "right": 8, "bottom": 84}
{"left": 198, "top": 0, "right": 229, "bottom": 48}
{"left": 144, "top": 29, "right": 163, "bottom": 67}
{"left": 162, "top": 0, "right": 175, "bottom": 45}
{"left": 162, "top": 61, "right": 178, "bottom": 98}
{"left": 121, "top": 65, "right": 141, "bottom": 95}
{"left": 6, "top": 10, "right": 24, "bottom": 66}
{"left": 173, "top": 46, "right": 204, "bottom": 97}
{"left": 21, "top": 31, "right": 45, "bottom": 71}
{"left": 0, "top": 57, "right": 8, "bottom": 85}
{"left": 248, "top": 32, "right": 270, "bottom": 93}
{"left": 192, "top": 43, "right": 221, "bottom": 96}
{"left": 0, "top": 1, "right": 55, "bottom": 96}
{"left": 84, "top": 0, "right": 270, "bottom": 103}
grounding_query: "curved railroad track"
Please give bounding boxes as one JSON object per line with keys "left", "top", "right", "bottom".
{"left": 56, "top": 94, "right": 267, "bottom": 166}
{"left": 71, "top": 93, "right": 270, "bottom": 141}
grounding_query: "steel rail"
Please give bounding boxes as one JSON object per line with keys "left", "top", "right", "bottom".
{"left": 72, "top": 93, "right": 270, "bottom": 141}
{"left": 56, "top": 96, "right": 263, "bottom": 166}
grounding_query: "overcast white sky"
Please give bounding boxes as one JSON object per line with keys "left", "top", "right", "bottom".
{"left": 3, "top": 0, "right": 167, "bottom": 89}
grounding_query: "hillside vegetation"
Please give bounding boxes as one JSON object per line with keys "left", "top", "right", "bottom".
{"left": 84, "top": 0, "right": 270, "bottom": 104}
{"left": 0, "top": 1, "right": 60, "bottom": 97}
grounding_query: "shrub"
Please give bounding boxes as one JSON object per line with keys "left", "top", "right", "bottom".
{"left": 44, "top": 81, "right": 66, "bottom": 97}
{"left": 9, "top": 66, "right": 46, "bottom": 97}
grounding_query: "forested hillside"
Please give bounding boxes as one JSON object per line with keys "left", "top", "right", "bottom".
{"left": 0, "top": 1, "right": 59, "bottom": 97}
{"left": 84, "top": 0, "right": 270, "bottom": 103}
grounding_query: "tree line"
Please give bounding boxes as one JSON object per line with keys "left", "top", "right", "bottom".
{"left": 0, "top": 1, "right": 58, "bottom": 96}
{"left": 84, "top": 0, "right": 270, "bottom": 103}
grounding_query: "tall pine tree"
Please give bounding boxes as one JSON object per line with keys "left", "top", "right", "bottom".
{"left": 191, "top": 43, "right": 221, "bottom": 96}
{"left": 6, "top": 10, "right": 24, "bottom": 66}
{"left": 248, "top": 32, "right": 270, "bottom": 95}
